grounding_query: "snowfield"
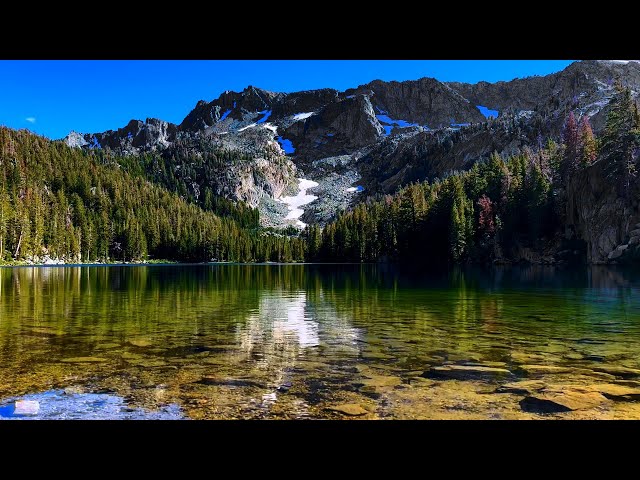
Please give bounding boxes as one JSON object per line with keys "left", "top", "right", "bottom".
{"left": 292, "top": 112, "right": 316, "bottom": 121}
{"left": 278, "top": 178, "right": 319, "bottom": 228}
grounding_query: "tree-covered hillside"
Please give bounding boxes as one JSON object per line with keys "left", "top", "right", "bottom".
{"left": 305, "top": 85, "right": 640, "bottom": 265}
{"left": 0, "top": 127, "right": 304, "bottom": 263}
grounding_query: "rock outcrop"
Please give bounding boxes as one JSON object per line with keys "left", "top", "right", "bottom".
{"left": 566, "top": 153, "right": 640, "bottom": 263}
{"left": 347, "top": 77, "right": 486, "bottom": 128}
{"left": 282, "top": 94, "right": 384, "bottom": 160}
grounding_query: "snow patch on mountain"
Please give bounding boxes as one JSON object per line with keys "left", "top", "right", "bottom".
{"left": 601, "top": 60, "right": 640, "bottom": 64}
{"left": 278, "top": 178, "right": 319, "bottom": 228}
{"left": 238, "top": 123, "right": 256, "bottom": 132}
{"left": 292, "top": 112, "right": 316, "bottom": 121}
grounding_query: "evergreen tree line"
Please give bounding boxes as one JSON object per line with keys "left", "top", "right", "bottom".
{"left": 1, "top": 86, "right": 637, "bottom": 266}
{"left": 306, "top": 85, "right": 640, "bottom": 264}
{"left": 114, "top": 141, "right": 262, "bottom": 229}
{"left": 0, "top": 127, "right": 304, "bottom": 263}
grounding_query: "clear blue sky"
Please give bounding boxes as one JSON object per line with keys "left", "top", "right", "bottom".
{"left": 0, "top": 60, "right": 575, "bottom": 139}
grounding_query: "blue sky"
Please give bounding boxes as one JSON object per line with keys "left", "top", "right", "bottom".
{"left": 0, "top": 60, "right": 574, "bottom": 139}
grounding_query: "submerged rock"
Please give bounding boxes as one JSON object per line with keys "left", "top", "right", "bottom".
{"left": 517, "top": 365, "right": 573, "bottom": 375}
{"left": 520, "top": 390, "right": 609, "bottom": 413}
{"left": 424, "top": 365, "right": 513, "bottom": 380}
{"left": 326, "top": 404, "right": 368, "bottom": 416}
{"left": 495, "top": 380, "right": 546, "bottom": 394}
{"left": 588, "top": 384, "right": 640, "bottom": 400}
{"left": 593, "top": 366, "right": 640, "bottom": 378}
{"left": 360, "top": 374, "right": 403, "bottom": 388}
{"left": 197, "top": 376, "right": 266, "bottom": 389}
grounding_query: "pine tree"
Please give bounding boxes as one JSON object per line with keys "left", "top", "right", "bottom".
{"left": 449, "top": 177, "right": 473, "bottom": 261}
{"left": 578, "top": 116, "right": 597, "bottom": 167}
{"left": 561, "top": 111, "right": 579, "bottom": 181}
{"left": 600, "top": 85, "right": 640, "bottom": 196}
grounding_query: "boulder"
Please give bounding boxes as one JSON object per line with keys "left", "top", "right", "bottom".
{"left": 520, "top": 390, "right": 608, "bottom": 413}
{"left": 326, "top": 404, "right": 368, "bottom": 416}
{"left": 360, "top": 374, "right": 403, "bottom": 389}
{"left": 589, "top": 383, "right": 640, "bottom": 400}
{"left": 608, "top": 244, "right": 628, "bottom": 260}
{"left": 593, "top": 366, "right": 640, "bottom": 378}
{"left": 495, "top": 380, "right": 546, "bottom": 394}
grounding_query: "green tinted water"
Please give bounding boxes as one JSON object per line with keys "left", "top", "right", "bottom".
{"left": 1, "top": 264, "right": 640, "bottom": 419}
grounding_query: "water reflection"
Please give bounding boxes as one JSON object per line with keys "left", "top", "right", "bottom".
{"left": 240, "top": 292, "right": 320, "bottom": 351}
{"left": 0, "top": 264, "right": 639, "bottom": 419}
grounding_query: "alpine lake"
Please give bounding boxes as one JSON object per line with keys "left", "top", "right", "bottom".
{"left": 1, "top": 263, "right": 640, "bottom": 420}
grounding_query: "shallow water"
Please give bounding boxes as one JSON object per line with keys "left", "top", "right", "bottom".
{"left": 1, "top": 264, "right": 640, "bottom": 420}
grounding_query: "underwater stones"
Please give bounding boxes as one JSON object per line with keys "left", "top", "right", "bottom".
{"left": 579, "top": 370, "right": 617, "bottom": 381}
{"left": 60, "top": 356, "right": 108, "bottom": 363}
{"left": 128, "top": 339, "right": 153, "bottom": 348}
{"left": 197, "top": 376, "right": 266, "bottom": 389}
{"left": 614, "top": 380, "right": 640, "bottom": 388}
{"left": 509, "top": 352, "right": 555, "bottom": 364}
{"left": 326, "top": 404, "right": 368, "bottom": 416}
{"left": 360, "top": 374, "right": 403, "bottom": 388}
{"left": 122, "top": 352, "right": 143, "bottom": 360}
{"left": 277, "top": 382, "right": 293, "bottom": 393}
{"left": 588, "top": 384, "right": 640, "bottom": 401}
{"left": 463, "top": 361, "right": 509, "bottom": 368}
{"left": 63, "top": 386, "right": 85, "bottom": 395}
{"left": 517, "top": 365, "right": 573, "bottom": 375}
{"left": 127, "top": 359, "right": 168, "bottom": 368}
{"left": 520, "top": 390, "right": 609, "bottom": 413}
{"left": 592, "top": 366, "right": 640, "bottom": 378}
{"left": 425, "top": 365, "right": 513, "bottom": 380}
{"left": 495, "top": 380, "right": 547, "bottom": 395}
{"left": 564, "top": 353, "right": 585, "bottom": 361}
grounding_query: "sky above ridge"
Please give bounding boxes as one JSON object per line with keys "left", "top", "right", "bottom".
{"left": 0, "top": 60, "right": 574, "bottom": 139}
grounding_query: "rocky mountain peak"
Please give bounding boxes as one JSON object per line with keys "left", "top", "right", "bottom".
{"left": 59, "top": 61, "right": 640, "bottom": 232}
{"left": 346, "top": 76, "right": 486, "bottom": 128}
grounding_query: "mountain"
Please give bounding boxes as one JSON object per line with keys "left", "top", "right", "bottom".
{"left": 59, "top": 60, "right": 640, "bottom": 264}
{"left": 0, "top": 127, "right": 305, "bottom": 264}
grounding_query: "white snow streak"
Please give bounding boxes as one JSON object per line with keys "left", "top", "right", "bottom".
{"left": 238, "top": 123, "right": 256, "bottom": 132}
{"left": 278, "top": 178, "right": 319, "bottom": 228}
{"left": 292, "top": 112, "right": 316, "bottom": 121}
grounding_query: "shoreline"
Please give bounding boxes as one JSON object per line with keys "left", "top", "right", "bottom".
{"left": 0, "top": 261, "right": 368, "bottom": 268}
{"left": 0, "top": 261, "right": 633, "bottom": 269}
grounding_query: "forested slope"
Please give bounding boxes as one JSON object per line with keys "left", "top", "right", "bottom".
{"left": 0, "top": 127, "right": 304, "bottom": 263}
